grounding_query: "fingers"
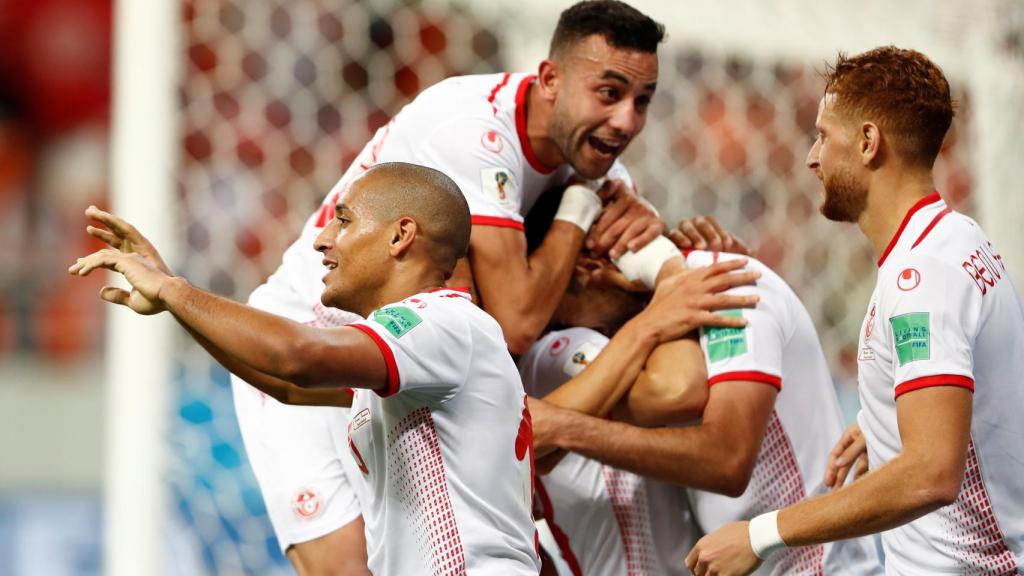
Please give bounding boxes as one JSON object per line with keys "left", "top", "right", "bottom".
{"left": 667, "top": 228, "right": 692, "bottom": 249}
{"left": 853, "top": 454, "right": 870, "bottom": 480}
{"left": 86, "top": 205, "right": 138, "bottom": 240}
{"left": 702, "top": 292, "right": 759, "bottom": 312}
{"left": 587, "top": 195, "right": 631, "bottom": 252}
{"left": 100, "top": 286, "right": 131, "bottom": 306}
{"left": 700, "top": 257, "right": 750, "bottom": 276}
{"left": 694, "top": 216, "right": 724, "bottom": 251}
{"left": 705, "top": 270, "right": 761, "bottom": 293}
{"left": 677, "top": 219, "right": 707, "bottom": 250}
{"left": 726, "top": 234, "right": 752, "bottom": 257}
{"left": 595, "top": 178, "right": 627, "bottom": 202}
{"left": 685, "top": 546, "right": 699, "bottom": 574}
{"left": 87, "top": 225, "right": 123, "bottom": 248}
{"left": 608, "top": 217, "right": 658, "bottom": 260}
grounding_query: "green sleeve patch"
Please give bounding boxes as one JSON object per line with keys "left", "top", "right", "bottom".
{"left": 706, "top": 310, "right": 748, "bottom": 362}
{"left": 372, "top": 306, "right": 422, "bottom": 339}
{"left": 890, "top": 312, "right": 930, "bottom": 365}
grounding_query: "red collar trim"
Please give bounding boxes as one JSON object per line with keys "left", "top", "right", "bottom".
{"left": 514, "top": 75, "right": 556, "bottom": 175}
{"left": 877, "top": 192, "right": 942, "bottom": 267}
{"left": 427, "top": 287, "right": 472, "bottom": 300}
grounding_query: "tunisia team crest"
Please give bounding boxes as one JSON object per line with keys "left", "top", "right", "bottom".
{"left": 293, "top": 488, "right": 321, "bottom": 519}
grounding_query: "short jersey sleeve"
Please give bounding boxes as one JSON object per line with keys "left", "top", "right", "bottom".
{"left": 416, "top": 117, "right": 526, "bottom": 228}
{"left": 882, "top": 255, "right": 977, "bottom": 398}
{"left": 699, "top": 290, "right": 786, "bottom": 390}
{"left": 517, "top": 328, "right": 610, "bottom": 398}
{"left": 348, "top": 299, "right": 473, "bottom": 403}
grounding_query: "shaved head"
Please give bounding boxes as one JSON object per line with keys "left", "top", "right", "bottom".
{"left": 355, "top": 162, "right": 471, "bottom": 277}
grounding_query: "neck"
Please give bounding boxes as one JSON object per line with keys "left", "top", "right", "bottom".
{"left": 525, "top": 81, "right": 565, "bottom": 168}
{"left": 857, "top": 167, "right": 936, "bottom": 262}
{"left": 356, "top": 264, "right": 447, "bottom": 317}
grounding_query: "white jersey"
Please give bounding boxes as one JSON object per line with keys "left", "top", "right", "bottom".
{"left": 234, "top": 71, "right": 633, "bottom": 549}
{"left": 855, "top": 193, "right": 1024, "bottom": 574}
{"left": 272, "top": 71, "right": 633, "bottom": 309}
{"left": 683, "top": 250, "right": 882, "bottom": 575}
{"left": 520, "top": 328, "right": 700, "bottom": 576}
{"left": 346, "top": 289, "right": 539, "bottom": 576}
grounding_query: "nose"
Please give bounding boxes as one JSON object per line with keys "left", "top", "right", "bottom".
{"left": 608, "top": 101, "right": 639, "bottom": 138}
{"left": 805, "top": 140, "right": 820, "bottom": 171}
{"left": 313, "top": 221, "right": 334, "bottom": 254}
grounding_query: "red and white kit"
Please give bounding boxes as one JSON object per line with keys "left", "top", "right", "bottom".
{"left": 856, "top": 193, "right": 1024, "bottom": 574}
{"left": 684, "top": 250, "right": 882, "bottom": 576}
{"left": 231, "top": 71, "right": 632, "bottom": 549}
{"left": 347, "top": 289, "right": 539, "bottom": 576}
{"left": 519, "top": 327, "right": 699, "bottom": 576}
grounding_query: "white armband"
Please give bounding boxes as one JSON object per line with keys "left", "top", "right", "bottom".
{"left": 748, "top": 510, "right": 787, "bottom": 560}
{"left": 612, "top": 235, "right": 682, "bottom": 289}
{"left": 554, "top": 184, "right": 603, "bottom": 232}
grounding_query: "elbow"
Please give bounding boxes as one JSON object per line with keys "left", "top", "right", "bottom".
{"left": 504, "top": 322, "right": 546, "bottom": 356}
{"left": 708, "top": 450, "right": 758, "bottom": 498}
{"left": 910, "top": 466, "right": 964, "bottom": 510}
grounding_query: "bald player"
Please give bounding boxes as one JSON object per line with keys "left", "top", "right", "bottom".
{"left": 71, "top": 162, "right": 748, "bottom": 575}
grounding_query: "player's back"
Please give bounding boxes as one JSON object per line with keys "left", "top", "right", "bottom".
{"left": 683, "top": 250, "right": 882, "bottom": 575}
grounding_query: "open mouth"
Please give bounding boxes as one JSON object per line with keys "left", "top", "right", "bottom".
{"left": 587, "top": 135, "right": 624, "bottom": 158}
{"left": 322, "top": 259, "right": 338, "bottom": 270}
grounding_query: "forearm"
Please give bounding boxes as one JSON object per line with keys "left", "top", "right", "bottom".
{"left": 615, "top": 337, "right": 708, "bottom": 426}
{"left": 161, "top": 277, "right": 332, "bottom": 385}
{"left": 550, "top": 406, "right": 745, "bottom": 493}
{"left": 779, "top": 453, "right": 954, "bottom": 547}
{"left": 542, "top": 319, "right": 659, "bottom": 417}
{"left": 480, "top": 221, "right": 585, "bottom": 353}
{"left": 180, "top": 322, "right": 350, "bottom": 407}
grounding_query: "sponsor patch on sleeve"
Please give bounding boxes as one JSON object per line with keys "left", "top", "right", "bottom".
{"left": 372, "top": 306, "right": 422, "bottom": 339}
{"left": 705, "top": 310, "right": 748, "bottom": 362}
{"left": 480, "top": 167, "right": 517, "bottom": 207}
{"left": 890, "top": 312, "right": 930, "bottom": 365}
{"left": 562, "top": 341, "right": 601, "bottom": 378}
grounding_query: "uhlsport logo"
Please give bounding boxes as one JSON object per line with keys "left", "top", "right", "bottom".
{"left": 481, "top": 130, "right": 504, "bottom": 153}
{"left": 897, "top": 268, "right": 921, "bottom": 291}
{"left": 549, "top": 336, "right": 570, "bottom": 356}
{"left": 293, "top": 488, "right": 321, "bottom": 519}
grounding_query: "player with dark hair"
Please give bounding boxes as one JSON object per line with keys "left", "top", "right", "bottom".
{"left": 687, "top": 46, "right": 1024, "bottom": 576}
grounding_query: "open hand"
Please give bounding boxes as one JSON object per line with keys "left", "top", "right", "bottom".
{"left": 669, "top": 215, "right": 750, "bottom": 256}
{"left": 637, "top": 259, "right": 760, "bottom": 344}
{"left": 824, "top": 423, "right": 869, "bottom": 490}
{"left": 69, "top": 249, "right": 173, "bottom": 315}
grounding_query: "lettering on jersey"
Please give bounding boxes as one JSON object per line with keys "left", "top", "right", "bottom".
{"left": 961, "top": 241, "right": 1006, "bottom": 296}
{"left": 372, "top": 306, "right": 422, "bottom": 339}
{"left": 481, "top": 130, "right": 504, "bottom": 154}
{"left": 293, "top": 488, "right": 322, "bottom": 519}
{"left": 548, "top": 336, "right": 570, "bottom": 356}
{"left": 351, "top": 408, "right": 371, "bottom": 432}
{"left": 890, "top": 312, "right": 930, "bottom": 365}
{"left": 562, "top": 341, "right": 601, "bottom": 377}
{"left": 706, "top": 310, "right": 748, "bottom": 362}
{"left": 897, "top": 268, "right": 921, "bottom": 291}
{"left": 480, "top": 167, "right": 517, "bottom": 206}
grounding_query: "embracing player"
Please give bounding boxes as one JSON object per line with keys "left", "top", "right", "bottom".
{"left": 688, "top": 47, "right": 1024, "bottom": 576}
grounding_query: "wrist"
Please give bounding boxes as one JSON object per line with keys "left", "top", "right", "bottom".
{"left": 158, "top": 276, "right": 190, "bottom": 307}
{"left": 748, "top": 510, "right": 787, "bottom": 560}
{"left": 654, "top": 255, "right": 686, "bottom": 286}
{"left": 554, "top": 184, "right": 603, "bottom": 232}
{"left": 613, "top": 236, "right": 682, "bottom": 289}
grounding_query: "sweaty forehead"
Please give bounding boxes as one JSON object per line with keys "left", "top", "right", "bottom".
{"left": 567, "top": 35, "right": 658, "bottom": 86}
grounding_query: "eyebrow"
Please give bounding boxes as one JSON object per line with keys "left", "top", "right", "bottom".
{"left": 334, "top": 203, "right": 351, "bottom": 214}
{"left": 600, "top": 70, "right": 657, "bottom": 92}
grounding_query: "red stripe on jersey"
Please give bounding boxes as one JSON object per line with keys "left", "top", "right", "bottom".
{"left": 535, "top": 479, "right": 584, "bottom": 576}
{"left": 471, "top": 215, "right": 525, "bottom": 231}
{"left": 515, "top": 75, "right": 556, "bottom": 175}
{"left": 894, "top": 374, "right": 974, "bottom": 399}
{"left": 911, "top": 207, "right": 952, "bottom": 249}
{"left": 878, "top": 192, "right": 941, "bottom": 267}
{"left": 708, "top": 371, "right": 782, "bottom": 390}
{"left": 487, "top": 72, "right": 512, "bottom": 116}
{"left": 348, "top": 324, "right": 401, "bottom": 397}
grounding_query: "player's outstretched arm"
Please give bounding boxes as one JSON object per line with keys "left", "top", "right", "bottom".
{"left": 70, "top": 223, "right": 388, "bottom": 394}
{"left": 82, "top": 207, "right": 354, "bottom": 406}
{"left": 542, "top": 259, "right": 759, "bottom": 418}
{"left": 685, "top": 386, "right": 972, "bottom": 576}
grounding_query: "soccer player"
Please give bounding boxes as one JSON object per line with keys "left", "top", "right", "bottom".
{"left": 686, "top": 47, "right": 1024, "bottom": 576}
{"left": 74, "top": 162, "right": 756, "bottom": 575}
{"left": 528, "top": 245, "right": 883, "bottom": 575}
{"left": 219, "top": 2, "right": 733, "bottom": 572}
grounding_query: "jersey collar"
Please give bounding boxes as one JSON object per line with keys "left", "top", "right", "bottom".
{"left": 514, "top": 75, "right": 556, "bottom": 175}
{"left": 877, "top": 192, "right": 942, "bottom": 267}
{"left": 427, "top": 287, "right": 473, "bottom": 300}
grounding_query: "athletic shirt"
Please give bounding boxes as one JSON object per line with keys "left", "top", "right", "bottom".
{"left": 682, "top": 250, "right": 882, "bottom": 576}
{"left": 519, "top": 327, "right": 699, "bottom": 576}
{"left": 347, "top": 289, "right": 539, "bottom": 576}
{"left": 258, "top": 72, "right": 633, "bottom": 312}
{"left": 855, "top": 193, "right": 1024, "bottom": 574}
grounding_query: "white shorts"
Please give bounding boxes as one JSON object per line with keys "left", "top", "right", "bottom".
{"left": 232, "top": 375, "right": 364, "bottom": 552}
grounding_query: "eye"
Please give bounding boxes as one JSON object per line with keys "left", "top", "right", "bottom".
{"left": 635, "top": 95, "right": 651, "bottom": 113}
{"left": 598, "top": 86, "right": 620, "bottom": 101}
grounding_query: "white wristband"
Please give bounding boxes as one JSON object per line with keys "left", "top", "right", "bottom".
{"left": 748, "top": 510, "right": 787, "bottom": 560}
{"left": 554, "top": 184, "right": 603, "bottom": 232}
{"left": 612, "top": 235, "right": 682, "bottom": 289}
